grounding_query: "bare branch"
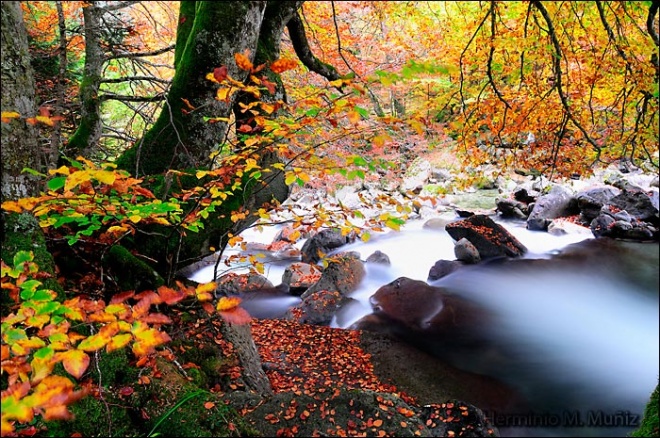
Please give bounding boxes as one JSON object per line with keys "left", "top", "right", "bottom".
{"left": 99, "top": 92, "right": 165, "bottom": 102}
{"left": 105, "top": 44, "right": 175, "bottom": 61}
{"left": 100, "top": 75, "right": 171, "bottom": 85}
{"left": 287, "top": 12, "right": 341, "bottom": 81}
{"left": 531, "top": 0, "right": 601, "bottom": 158}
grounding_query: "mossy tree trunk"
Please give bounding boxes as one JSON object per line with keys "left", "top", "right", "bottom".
{"left": 1, "top": 2, "right": 63, "bottom": 311}
{"left": 65, "top": 1, "right": 104, "bottom": 158}
{"left": 1, "top": 1, "right": 42, "bottom": 201}
{"left": 115, "top": 1, "right": 268, "bottom": 176}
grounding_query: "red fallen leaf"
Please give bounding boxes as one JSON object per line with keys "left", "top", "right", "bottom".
{"left": 204, "top": 401, "right": 215, "bottom": 409}
{"left": 119, "top": 386, "right": 134, "bottom": 396}
{"left": 201, "top": 302, "right": 215, "bottom": 314}
{"left": 373, "top": 419, "right": 383, "bottom": 427}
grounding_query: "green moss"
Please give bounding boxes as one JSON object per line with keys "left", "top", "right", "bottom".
{"left": 44, "top": 395, "right": 136, "bottom": 438}
{"left": 94, "top": 349, "right": 140, "bottom": 386}
{"left": 1, "top": 212, "right": 65, "bottom": 310}
{"left": 630, "top": 382, "right": 659, "bottom": 437}
{"left": 104, "top": 245, "right": 164, "bottom": 292}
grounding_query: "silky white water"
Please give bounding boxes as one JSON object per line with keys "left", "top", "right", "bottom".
{"left": 189, "top": 217, "right": 659, "bottom": 437}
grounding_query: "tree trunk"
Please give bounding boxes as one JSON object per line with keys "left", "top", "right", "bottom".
{"left": 1, "top": 1, "right": 63, "bottom": 307}
{"left": 115, "top": 1, "right": 268, "bottom": 176}
{"left": 65, "top": 1, "right": 104, "bottom": 158}
{"left": 1, "top": 1, "right": 42, "bottom": 201}
{"left": 220, "top": 323, "right": 272, "bottom": 396}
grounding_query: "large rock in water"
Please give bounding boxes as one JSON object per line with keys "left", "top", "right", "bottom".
{"left": 364, "top": 277, "right": 493, "bottom": 344}
{"left": 445, "top": 214, "right": 527, "bottom": 259}
{"left": 526, "top": 185, "right": 577, "bottom": 231}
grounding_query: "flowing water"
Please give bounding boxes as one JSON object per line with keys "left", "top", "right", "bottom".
{"left": 190, "top": 217, "right": 659, "bottom": 437}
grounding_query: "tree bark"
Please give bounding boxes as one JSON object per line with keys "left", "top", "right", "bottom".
{"left": 65, "top": 1, "right": 105, "bottom": 158}
{"left": 1, "top": 1, "right": 42, "bottom": 201}
{"left": 115, "top": 1, "right": 268, "bottom": 176}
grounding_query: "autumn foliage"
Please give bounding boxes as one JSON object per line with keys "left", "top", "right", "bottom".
{"left": 1, "top": 1, "right": 658, "bottom": 436}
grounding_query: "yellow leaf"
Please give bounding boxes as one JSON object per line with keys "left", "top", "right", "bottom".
{"left": 106, "top": 333, "right": 133, "bottom": 353}
{"left": 64, "top": 170, "right": 91, "bottom": 191}
{"left": 196, "top": 282, "right": 217, "bottom": 295}
{"left": 329, "top": 78, "right": 348, "bottom": 88}
{"left": 216, "top": 87, "right": 233, "bottom": 101}
{"left": 129, "top": 215, "right": 142, "bottom": 223}
{"left": 285, "top": 173, "right": 297, "bottom": 186}
{"left": 91, "top": 170, "right": 116, "bottom": 185}
{"left": 60, "top": 349, "right": 90, "bottom": 380}
{"left": 76, "top": 332, "right": 111, "bottom": 352}
{"left": 216, "top": 296, "right": 242, "bottom": 311}
{"left": 30, "top": 356, "right": 54, "bottom": 384}
{"left": 1, "top": 111, "right": 21, "bottom": 123}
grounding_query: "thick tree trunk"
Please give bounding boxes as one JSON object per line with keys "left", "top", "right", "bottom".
{"left": 1, "top": 1, "right": 42, "bottom": 201}
{"left": 115, "top": 1, "right": 268, "bottom": 176}
{"left": 1, "top": 2, "right": 63, "bottom": 309}
{"left": 65, "top": 1, "right": 104, "bottom": 158}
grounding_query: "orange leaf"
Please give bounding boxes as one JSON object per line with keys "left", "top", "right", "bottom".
{"left": 157, "top": 285, "right": 185, "bottom": 305}
{"left": 235, "top": 51, "right": 253, "bottom": 71}
{"left": 109, "top": 290, "right": 135, "bottom": 304}
{"left": 270, "top": 58, "right": 298, "bottom": 74}
{"left": 59, "top": 349, "right": 90, "bottom": 380}
{"left": 373, "top": 419, "right": 383, "bottom": 427}
{"left": 204, "top": 401, "right": 215, "bottom": 409}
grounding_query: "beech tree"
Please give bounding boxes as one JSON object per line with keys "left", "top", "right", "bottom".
{"left": 1, "top": 1, "right": 41, "bottom": 201}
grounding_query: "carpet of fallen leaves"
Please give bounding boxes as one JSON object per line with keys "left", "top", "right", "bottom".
{"left": 251, "top": 319, "right": 413, "bottom": 403}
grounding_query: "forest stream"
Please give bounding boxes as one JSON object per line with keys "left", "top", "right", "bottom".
{"left": 188, "top": 211, "right": 659, "bottom": 438}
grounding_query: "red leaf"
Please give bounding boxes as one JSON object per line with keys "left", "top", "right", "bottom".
{"left": 218, "top": 307, "right": 251, "bottom": 325}
{"left": 214, "top": 66, "right": 228, "bottom": 83}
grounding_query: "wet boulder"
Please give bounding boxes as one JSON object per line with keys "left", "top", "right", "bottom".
{"left": 445, "top": 214, "right": 527, "bottom": 259}
{"left": 301, "top": 252, "right": 365, "bottom": 299}
{"left": 281, "top": 262, "right": 322, "bottom": 295}
{"left": 526, "top": 185, "right": 578, "bottom": 231}
{"left": 576, "top": 186, "right": 620, "bottom": 222}
{"left": 301, "top": 228, "right": 356, "bottom": 263}
{"left": 367, "top": 277, "right": 492, "bottom": 342}
{"left": 428, "top": 259, "right": 464, "bottom": 281}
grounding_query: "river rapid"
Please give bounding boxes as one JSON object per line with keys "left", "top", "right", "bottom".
{"left": 189, "top": 215, "right": 659, "bottom": 437}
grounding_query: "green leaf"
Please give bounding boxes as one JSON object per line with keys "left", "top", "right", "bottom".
{"left": 47, "top": 176, "right": 67, "bottom": 191}
{"left": 355, "top": 106, "right": 369, "bottom": 118}
{"left": 33, "top": 346, "right": 54, "bottom": 360}
{"left": 21, "top": 167, "right": 47, "bottom": 178}
{"left": 13, "top": 251, "right": 34, "bottom": 266}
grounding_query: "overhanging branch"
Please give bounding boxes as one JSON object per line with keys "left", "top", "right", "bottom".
{"left": 287, "top": 11, "right": 341, "bottom": 82}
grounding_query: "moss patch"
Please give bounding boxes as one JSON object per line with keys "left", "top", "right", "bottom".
{"left": 630, "top": 382, "right": 659, "bottom": 437}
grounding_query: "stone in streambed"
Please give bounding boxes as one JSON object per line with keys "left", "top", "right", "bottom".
{"left": 445, "top": 214, "right": 527, "bottom": 259}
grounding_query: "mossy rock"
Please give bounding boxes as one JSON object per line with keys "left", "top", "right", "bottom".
{"left": 1, "top": 212, "right": 64, "bottom": 309}
{"left": 630, "top": 382, "right": 659, "bottom": 437}
{"left": 104, "top": 245, "right": 165, "bottom": 292}
{"left": 138, "top": 358, "right": 252, "bottom": 437}
{"left": 44, "top": 394, "right": 137, "bottom": 437}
